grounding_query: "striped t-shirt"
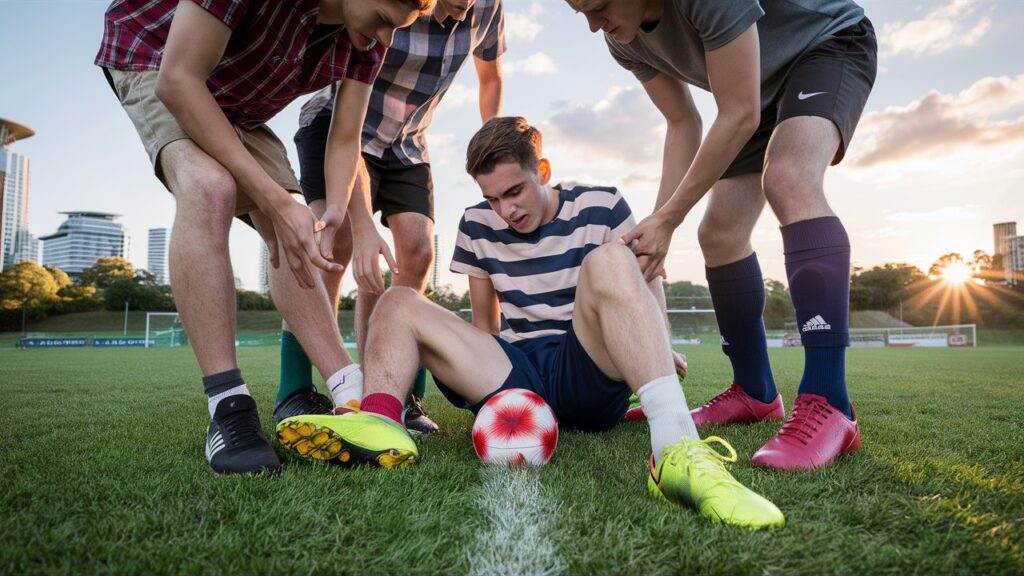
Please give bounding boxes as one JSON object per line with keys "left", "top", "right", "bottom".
{"left": 451, "top": 184, "right": 635, "bottom": 343}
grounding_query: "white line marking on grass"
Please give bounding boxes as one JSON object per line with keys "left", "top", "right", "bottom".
{"left": 468, "top": 466, "right": 566, "bottom": 576}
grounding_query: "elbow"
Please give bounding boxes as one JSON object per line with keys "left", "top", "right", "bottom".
{"left": 154, "top": 70, "right": 183, "bottom": 111}
{"left": 737, "top": 105, "right": 760, "bottom": 136}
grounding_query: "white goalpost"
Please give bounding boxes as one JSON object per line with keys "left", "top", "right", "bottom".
{"left": 144, "top": 312, "right": 186, "bottom": 348}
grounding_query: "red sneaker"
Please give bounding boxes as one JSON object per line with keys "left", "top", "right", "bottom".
{"left": 690, "top": 383, "right": 785, "bottom": 426}
{"left": 623, "top": 406, "right": 646, "bottom": 421}
{"left": 751, "top": 393, "right": 860, "bottom": 471}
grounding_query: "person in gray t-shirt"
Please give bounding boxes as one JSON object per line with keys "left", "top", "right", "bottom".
{"left": 568, "top": 0, "right": 877, "bottom": 472}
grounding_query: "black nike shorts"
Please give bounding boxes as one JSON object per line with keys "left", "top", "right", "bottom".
{"left": 722, "top": 17, "right": 878, "bottom": 178}
{"left": 294, "top": 112, "right": 434, "bottom": 228}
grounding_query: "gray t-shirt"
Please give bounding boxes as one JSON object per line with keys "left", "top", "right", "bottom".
{"left": 607, "top": 0, "right": 865, "bottom": 109}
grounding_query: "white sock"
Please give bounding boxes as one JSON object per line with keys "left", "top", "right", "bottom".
{"left": 327, "top": 364, "right": 363, "bottom": 407}
{"left": 207, "top": 384, "right": 251, "bottom": 418}
{"left": 637, "top": 375, "right": 699, "bottom": 464}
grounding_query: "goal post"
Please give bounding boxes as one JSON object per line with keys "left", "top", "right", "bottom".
{"left": 145, "top": 312, "right": 187, "bottom": 348}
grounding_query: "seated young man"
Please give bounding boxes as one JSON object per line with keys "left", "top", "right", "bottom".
{"left": 277, "top": 117, "right": 784, "bottom": 529}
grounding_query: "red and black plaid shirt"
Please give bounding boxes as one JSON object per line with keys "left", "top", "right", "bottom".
{"left": 95, "top": 0, "right": 386, "bottom": 130}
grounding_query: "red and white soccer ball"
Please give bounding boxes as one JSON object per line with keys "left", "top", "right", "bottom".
{"left": 472, "top": 389, "right": 558, "bottom": 466}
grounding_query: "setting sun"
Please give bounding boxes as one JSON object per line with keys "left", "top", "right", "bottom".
{"left": 941, "top": 261, "right": 972, "bottom": 285}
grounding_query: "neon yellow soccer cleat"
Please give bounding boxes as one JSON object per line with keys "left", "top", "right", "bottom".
{"left": 648, "top": 436, "right": 785, "bottom": 530}
{"left": 277, "top": 411, "right": 418, "bottom": 469}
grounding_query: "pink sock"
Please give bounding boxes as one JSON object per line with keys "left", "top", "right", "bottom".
{"left": 360, "top": 393, "right": 403, "bottom": 424}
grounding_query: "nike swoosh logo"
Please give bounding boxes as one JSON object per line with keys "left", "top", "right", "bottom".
{"left": 797, "top": 91, "right": 828, "bottom": 100}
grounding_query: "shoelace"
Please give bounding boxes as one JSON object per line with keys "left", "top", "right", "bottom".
{"left": 776, "top": 397, "right": 833, "bottom": 445}
{"left": 661, "top": 435, "right": 738, "bottom": 479}
{"left": 221, "top": 407, "right": 264, "bottom": 447}
{"left": 700, "top": 385, "right": 742, "bottom": 409}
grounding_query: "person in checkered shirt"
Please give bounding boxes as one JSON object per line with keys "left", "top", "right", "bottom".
{"left": 273, "top": 0, "right": 505, "bottom": 434}
{"left": 95, "top": 0, "right": 434, "bottom": 476}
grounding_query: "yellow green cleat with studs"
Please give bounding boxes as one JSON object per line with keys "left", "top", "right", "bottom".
{"left": 276, "top": 411, "right": 418, "bottom": 468}
{"left": 648, "top": 436, "right": 785, "bottom": 530}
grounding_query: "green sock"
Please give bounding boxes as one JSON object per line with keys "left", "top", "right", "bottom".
{"left": 412, "top": 367, "right": 427, "bottom": 398}
{"left": 276, "top": 330, "right": 313, "bottom": 406}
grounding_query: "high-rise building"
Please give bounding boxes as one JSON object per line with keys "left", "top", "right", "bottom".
{"left": 2, "top": 151, "right": 32, "bottom": 268}
{"left": 993, "top": 222, "right": 1017, "bottom": 262}
{"left": 147, "top": 227, "right": 168, "bottom": 284}
{"left": 40, "top": 212, "right": 129, "bottom": 275}
{"left": 1007, "top": 235, "right": 1024, "bottom": 288}
{"left": 0, "top": 117, "right": 34, "bottom": 270}
{"left": 431, "top": 233, "right": 442, "bottom": 291}
{"left": 258, "top": 242, "right": 270, "bottom": 294}
{"left": 13, "top": 230, "right": 38, "bottom": 264}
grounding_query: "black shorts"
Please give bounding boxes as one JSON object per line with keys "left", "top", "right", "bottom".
{"left": 294, "top": 112, "right": 434, "bottom": 228}
{"left": 723, "top": 17, "right": 878, "bottom": 178}
{"left": 434, "top": 324, "right": 631, "bottom": 432}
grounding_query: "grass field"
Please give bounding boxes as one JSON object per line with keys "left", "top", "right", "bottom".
{"left": 1, "top": 342, "right": 1022, "bottom": 574}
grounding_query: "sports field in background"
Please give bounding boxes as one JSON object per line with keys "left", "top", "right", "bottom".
{"left": 1, "top": 341, "right": 1022, "bottom": 574}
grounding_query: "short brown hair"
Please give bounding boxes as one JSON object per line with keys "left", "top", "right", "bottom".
{"left": 465, "top": 116, "right": 543, "bottom": 178}
{"left": 400, "top": 0, "right": 436, "bottom": 13}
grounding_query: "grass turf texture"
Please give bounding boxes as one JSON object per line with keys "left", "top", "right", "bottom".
{"left": 1, "top": 343, "right": 1022, "bottom": 574}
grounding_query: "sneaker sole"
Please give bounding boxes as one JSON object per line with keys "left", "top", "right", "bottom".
{"left": 277, "top": 420, "right": 417, "bottom": 469}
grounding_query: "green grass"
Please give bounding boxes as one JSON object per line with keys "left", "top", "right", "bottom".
{"left": 1, "top": 344, "right": 1022, "bottom": 574}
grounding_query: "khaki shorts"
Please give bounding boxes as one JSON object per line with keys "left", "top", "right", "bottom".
{"left": 105, "top": 68, "right": 300, "bottom": 217}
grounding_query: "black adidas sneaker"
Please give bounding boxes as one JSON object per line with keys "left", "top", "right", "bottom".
{"left": 206, "top": 395, "right": 281, "bottom": 475}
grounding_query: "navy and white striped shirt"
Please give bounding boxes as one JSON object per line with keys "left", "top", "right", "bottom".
{"left": 451, "top": 184, "right": 636, "bottom": 343}
{"left": 298, "top": 0, "right": 505, "bottom": 165}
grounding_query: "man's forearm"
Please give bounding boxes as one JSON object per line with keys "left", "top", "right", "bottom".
{"left": 156, "top": 74, "right": 288, "bottom": 212}
{"left": 647, "top": 276, "right": 671, "bottom": 334}
{"left": 478, "top": 77, "right": 503, "bottom": 123}
{"left": 655, "top": 119, "right": 701, "bottom": 212}
{"left": 659, "top": 111, "right": 758, "bottom": 227}
{"left": 345, "top": 160, "right": 376, "bottom": 236}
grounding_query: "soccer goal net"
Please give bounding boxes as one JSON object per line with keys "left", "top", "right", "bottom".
{"left": 145, "top": 312, "right": 188, "bottom": 348}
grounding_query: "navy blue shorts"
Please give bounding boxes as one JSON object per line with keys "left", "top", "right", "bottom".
{"left": 434, "top": 324, "right": 631, "bottom": 432}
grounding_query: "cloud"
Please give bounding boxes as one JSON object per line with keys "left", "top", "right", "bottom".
{"left": 505, "top": 3, "right": 544, "bottom": 43}
{"left": 437, "top": 83, "right": 475, "bottom": 110}
{"left": 849, "top": 75, "right": 1024, "bottom": 168}
{"left": 883, "top": 205, "right": 982, "bottom": 223}
{"left": 545, "top": 86, "right": 665, "bottom": 165}
{"left": 503, "top": 52, "right": 558, "bottom": 76}
{"left": 880, "top": 0, "right": 992, "bottom": 58}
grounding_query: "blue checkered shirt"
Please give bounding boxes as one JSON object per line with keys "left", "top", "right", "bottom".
{"left": 298, "top": 0, "right": 505, "bottom": 166}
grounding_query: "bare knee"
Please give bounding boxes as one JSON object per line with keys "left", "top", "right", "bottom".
{"left": 172, "top": 168, "right": 238, "bottom": 235}
{"left": 394, "top": 240, "right": 434, "bottom": 288}
{"left": 762, "top": 161, "right": 829, "bottom": 222}
{"left": 370, "top": 286, "right": 424, "bottom": 324}
{"left": 580, "top": 243, "right": 643, "bottom": 300}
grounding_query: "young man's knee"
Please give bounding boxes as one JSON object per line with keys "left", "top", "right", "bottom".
{"left": 581, "top": 243, "right": 642, "bottom": 295}
{"left": 371, "top": 286, "right": 426, "bottom": 321}
{"left": 762, "top": 162, "right": 819, "bottom": 203}
{"left": 172, "top": 168, "right": 238, "bottom": 228}
{"left": 396, "top": 238, "right": 434, "bottom": 284}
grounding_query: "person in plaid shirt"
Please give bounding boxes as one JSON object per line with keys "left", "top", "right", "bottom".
{"left": 274, "top": 0, "right": 505, "bottom": 433}
{"left": 95, "top": 0, "right": 434, "bottom": 475}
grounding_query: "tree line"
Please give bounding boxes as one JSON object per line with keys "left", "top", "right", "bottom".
{"left": 1, "top": 249, "right": 1017, "bottom": 332}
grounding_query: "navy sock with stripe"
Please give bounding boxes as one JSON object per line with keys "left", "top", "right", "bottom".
{"left": 782, "top": 216, "right": 852, "bottom": 419}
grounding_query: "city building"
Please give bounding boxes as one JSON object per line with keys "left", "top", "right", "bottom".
{"left": 1, "top": 118, "right": 35, "bottom": 270}
{"left": 13, "top": 230, "right": 39, "bottom": 264}
{"left": 431, "top": 233, "right": 442, "bottom": 291}
{"left": 40, "top": 212, "right": 129, "bottom": 275}
{"left": 993, "top": 222, "right": 1024, "bottom": 287}
{"left": 258, "top": 242, "right": 270, "bottom": 294}
{"left": 147, "top": 227, "right": 168, "bottom": 284}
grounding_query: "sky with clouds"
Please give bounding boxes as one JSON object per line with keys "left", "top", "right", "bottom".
{"left": 1, "top": 0, "right": 1022, "bottom": 294}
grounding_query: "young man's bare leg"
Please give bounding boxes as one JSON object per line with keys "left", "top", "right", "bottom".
{"left": 350, "top": 211, "right": 439, "bottom": 430}
{"left": 691, "top": 175, "right": 784, "bottom": 425}
{"left": 251, "top": 208, "right": 359, "bottom": 416}
{"left": 161, "top": 139, "right": 279, "bottom": 474}
{"left": 277, "top": 286, "right": 510, "bottom": 466}
{"left": 571, "top": 243, "right": 698, "bottom": 462}
{"left": 753, "top": 115, "right": 859, "bottom": 470}
{"left": 276, "top": 199, "right": 353, "bottom": 411}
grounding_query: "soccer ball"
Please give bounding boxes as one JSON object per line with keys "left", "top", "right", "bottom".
{"left": 472, "top": 389, "right": 558, "bottom": 466}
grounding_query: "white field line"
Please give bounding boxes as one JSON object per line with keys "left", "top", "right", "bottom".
{"left": 468, "top": 466, "right": 566, "bottom": 576}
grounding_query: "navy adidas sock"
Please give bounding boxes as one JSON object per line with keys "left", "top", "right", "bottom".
{"left": 781, "top": 216, "right": 852, "bottom": 418}
{"left": 706, "top": 253, "right": 777, "bottom": 403}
